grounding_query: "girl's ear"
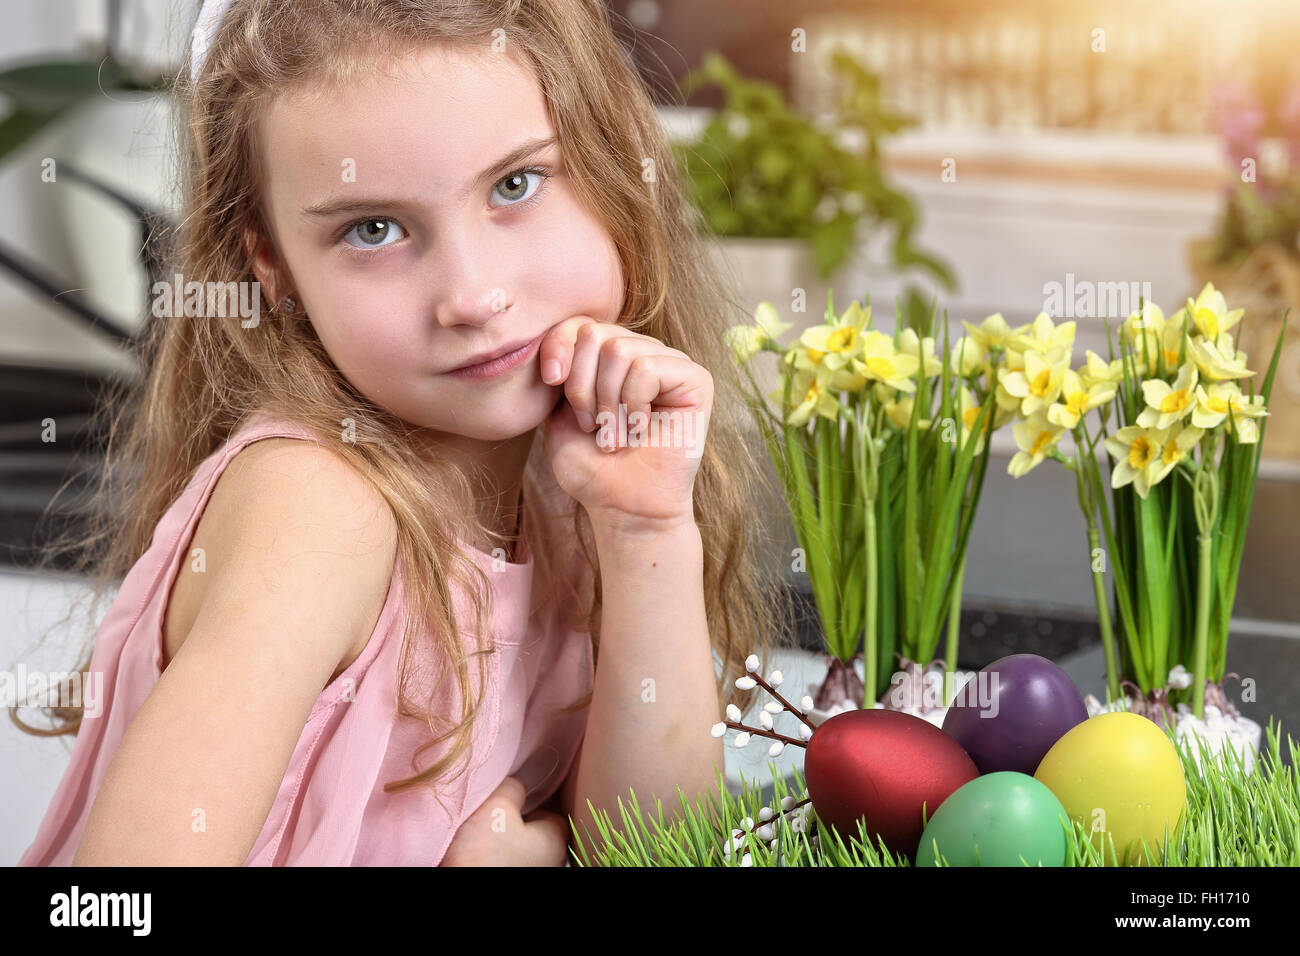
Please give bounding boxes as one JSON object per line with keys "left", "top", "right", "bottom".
{"left": 242, "top": 223, "right": 296, "bottom": 311}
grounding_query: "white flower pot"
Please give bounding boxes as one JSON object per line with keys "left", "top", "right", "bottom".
{"left": 807, "top": 666, "right": 978, "bottom": 730}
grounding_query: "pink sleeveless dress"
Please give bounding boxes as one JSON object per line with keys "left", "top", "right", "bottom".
{"left": 17, "top": 410, "right": 594, "bottom": 866}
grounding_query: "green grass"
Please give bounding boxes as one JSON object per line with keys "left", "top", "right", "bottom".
{"left": 568, "top": 717, "right": 1299, "bottom": 866}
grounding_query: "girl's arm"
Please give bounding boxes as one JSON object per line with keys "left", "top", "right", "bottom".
{"left": 563, "top": 511, "right": 723, "bottom": 855}
{"left": 73, "top": 441, "right": 397, "bottom": 865}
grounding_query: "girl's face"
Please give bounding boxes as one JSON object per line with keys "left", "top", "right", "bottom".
{"left": 253, "top": 42, "right": 625, "bottom": 443}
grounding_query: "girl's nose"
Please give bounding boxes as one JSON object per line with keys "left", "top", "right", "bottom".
{"left": 429, "top": 229, "right": 513, "bottom": 329}
{"left": 433, "top": 289, "right": 511, "bottom": 329}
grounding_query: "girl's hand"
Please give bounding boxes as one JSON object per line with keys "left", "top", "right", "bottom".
{"left": 439, "top": 776, "right": 570, "bottom": 867}
{"left": 540, "top": 316, "right": 712, "bottom": 530}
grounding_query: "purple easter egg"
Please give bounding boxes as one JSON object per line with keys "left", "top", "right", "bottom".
{"left": 941, "top": 653, "right": 1087, "bottom": 775}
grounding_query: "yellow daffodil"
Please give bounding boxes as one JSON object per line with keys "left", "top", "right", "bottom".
{"left": 962, "top": 312, "right": 1020, "bottom": 352}
{"left": 1137, "top": 362, "right": 1198, "bottom": 430}
{"left": 1124, "top": 303, "right": 1191, "bottom": 377}
{"left": 1191, "top": 381, "right": 1264, "bottom": 428}
{"left": 1228, "top": 410, "right": 1265, "bottom": 444}
{"left": 1147, "top": 422, "right": 1203, "bottom": 488}
{"left": 995, "top": 373, "right": 1023, "bottom": 415}
{"left": 725, "top": 301, "right": 794, "bottom": 364}
{"left": 1157, "top": 309, "right": 1189, "bottom": 371}
{"left": 958, "top": 385, "right": 993, "bottom": 453}
{"left": 998, "top": 347, "right": 1070, "bottom": 416}
{"left": 754, "top": 301, "right": 794, "bottom": 340}
{"left": 1047, "top": 369, "right": 1117, "bottom": 430}
{"left": 1105, "top": 425, "right": 1162, "bottom": 498}
{"left": 1001, "top": 343, "right": 1026, "bottom": 372}
{"left": 898, "top": 328, "right": 943, "bottom": 378}
{"left": 992, "top": 344, "right": 1024, "bottom": 414}
{"left": 799, "top": 300, "right": 871, "bottom": 372}
{"left": 778, "top": 366, "right": 841, "bottom": 427}
{"left": 725, "top": 325, "right": 768, "bottom": 364}
{"left": 788, "top": 342, "right": 825, "bottom": 373}
{"left": 1143, "top": 314, "right": 1191, "bottom": 377}
{"left": 1191, "top": 382, "right": 1268, "bottom": 444}
{"left": 788, "top": 352, "right": 859, "bottom": 385}
{"left": 949, "top": 335, "right": 985, "bottom": 378}
{"left": 1187, "top": 282, "right": 1244, "bottom": 341}
{"left": 1187, "top": 332, "right": 1254, "bottom": 381}
{"left": 1124, "top": 301, "right": 1166, "bottom": 340}
{"left": 1010, "top": 312, "right": 1077, "bottom": 357}
{"left": 1079, "top": 349, "right": 1122, "bottom": 390}
{"left": 885, "top": 394, "right": 932, "bottom": 431}
{"left": 993, "top": 403, "right": 1019, "bottom": 430}
{"left": 1008, "top": 411, "right": 1063, "bottom": 477}
{"left": 851, "top": 330, "right": 920, "bottom": 393}
{"left": 833, "top": 365, "right": 869, "bottom": 394}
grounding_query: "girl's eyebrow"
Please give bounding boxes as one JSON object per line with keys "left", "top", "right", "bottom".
{"left": 300, "top": 134, "right": 559, "bottom": 218}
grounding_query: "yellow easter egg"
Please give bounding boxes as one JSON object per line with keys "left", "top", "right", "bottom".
{"left": 1034, "top": 711, "right": 1186, "bottom": 866}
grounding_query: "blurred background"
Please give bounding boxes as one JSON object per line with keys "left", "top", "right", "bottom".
{"left": 2, "top": 0, "right": 1298, "bottom": 858}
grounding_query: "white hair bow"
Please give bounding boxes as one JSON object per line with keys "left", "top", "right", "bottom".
{"left": 189, "top": 0, "right": 236, "bottom": 83}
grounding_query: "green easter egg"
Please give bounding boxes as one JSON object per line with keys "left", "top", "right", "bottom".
{"left": 917, "top": 771, "right": 1069, "bottom": 866}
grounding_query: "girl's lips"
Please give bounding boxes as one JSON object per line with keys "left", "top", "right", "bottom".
{"left": 446, "top": 331, "right": 544, "bottom": 380}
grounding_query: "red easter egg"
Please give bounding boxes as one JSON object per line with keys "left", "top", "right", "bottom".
{"left": 805, "top": 709, "right": 978, "bottom": 859}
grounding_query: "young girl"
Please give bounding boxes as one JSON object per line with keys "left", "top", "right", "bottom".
{"left": 14, "top": 0, "right": 791, "bottom": 866}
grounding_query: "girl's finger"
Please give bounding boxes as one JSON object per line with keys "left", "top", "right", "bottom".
{"left": 593, "top": 335, "right": 677, "bottom": 449}
{"left": 622, "top": 354, "right": 712, "bottom": 446}
{"left": 538, "top": 316, "right": 598, "bottom": 386}
{"left": 592, "top": 340, "right": 676, "bottom": 452}
{"left": 565, "top": 322, "right": 643, "bottom": 432}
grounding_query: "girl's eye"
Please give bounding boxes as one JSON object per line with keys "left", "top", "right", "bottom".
{"left": 336, "top": 167, "right": 549, "bottom": 253}
{"left": 341, "top": 218, "right": 406, "bottom": 250}
{"left": 488, "top": 167, "right": 548, "bottom": 208}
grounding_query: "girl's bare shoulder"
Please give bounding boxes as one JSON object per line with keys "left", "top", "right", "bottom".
{"left": 164, "top": 435, "right": 398, "bottom": 675}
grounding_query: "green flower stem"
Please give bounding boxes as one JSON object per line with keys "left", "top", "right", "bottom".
{"left": 1192, "top": 530, "right": 1212, "bottom": 721}
{"left": 863, "top": 501, "right": 878, "bottom": 709}
{"left": 1190, "top": 434, "right": 1220, "bottom": 722}
{"left": 1060, "top": 445, "right": 1121, "bottom": 704}
{"left": 1077, "top": 425, "right": 1144, "bottom": 691}
{"left": 944, "top": 557, "right": 964, "bottom": 701}
{"left": 1087, "top": 518, "right": 1122, "bottom": 704}
{"left": 853, "top": 401, "right": 879, "bottom": 708}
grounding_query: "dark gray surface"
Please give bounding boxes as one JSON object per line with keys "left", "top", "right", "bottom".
{"left": 1057, "top": 633, "right": 1297, "bottom": 771}
{"left": 966, "top": 451, "right": 1300, "bottom": 623}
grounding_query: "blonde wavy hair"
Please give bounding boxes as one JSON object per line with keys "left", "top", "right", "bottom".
{"left": 13, "top": 0, "right": 794, "bottom": 810}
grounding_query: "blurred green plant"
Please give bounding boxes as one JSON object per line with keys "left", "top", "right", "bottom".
{"left": 672, "top": 48, "right": 955, "bottom": 288}
{"left": 0, "top": 27, "right": 170, "bottom": 165}
{"left": 1212, "top": 178, "right": 1300, "bottom": 265}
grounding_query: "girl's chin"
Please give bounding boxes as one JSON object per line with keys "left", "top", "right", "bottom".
{"left": 443, "top": 389, "right": 558, "bottom": 437}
